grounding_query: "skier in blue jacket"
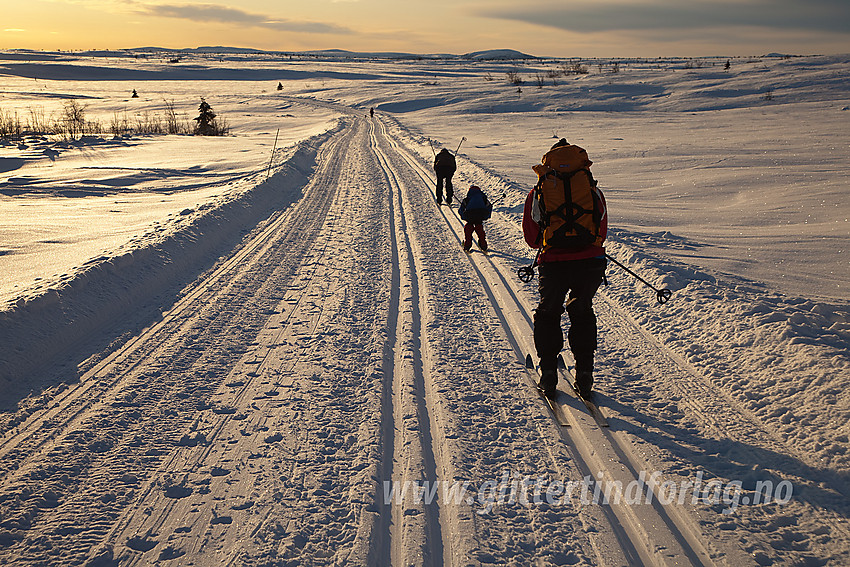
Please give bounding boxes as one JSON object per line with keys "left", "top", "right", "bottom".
{"left": 459, "top": 185, "right": 492, "bottom": 252}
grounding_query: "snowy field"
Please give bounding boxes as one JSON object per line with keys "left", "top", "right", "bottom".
{"left": 0, "top": 49, "right": 848, "bottom": 566}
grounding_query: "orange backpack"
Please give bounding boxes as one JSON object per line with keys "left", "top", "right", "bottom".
{"left": 532, "top": 143, "right": 604, "bottom": 251}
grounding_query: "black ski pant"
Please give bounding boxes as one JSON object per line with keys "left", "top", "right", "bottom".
{"left": 534, "top": 256, "right": 606, "bottom": 374}
{"left": 436, "top": 174, "right": 454, "bottom": 203}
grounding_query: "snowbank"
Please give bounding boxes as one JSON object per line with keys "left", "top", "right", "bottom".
{"left": 0, "top": 124, "right": 341, "bottom": 383}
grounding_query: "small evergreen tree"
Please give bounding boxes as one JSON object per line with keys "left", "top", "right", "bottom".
{"left": 193, "top": 98, "right": 216, "bottom": 135}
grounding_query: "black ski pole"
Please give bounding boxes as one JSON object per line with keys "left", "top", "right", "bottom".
{"left": 489, "top": 192, "right": 507, "bottom": 207}
{"left": 454, "top": 136, "right": 466, "bottom": 155}
{"left": 605, "top": 253, "right": 672, "bottom": 304}
{"left": 265, "top": 128, "right": 280, "bottom": 180}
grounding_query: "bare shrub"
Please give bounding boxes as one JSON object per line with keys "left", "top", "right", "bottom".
{"left": 61, "top": 99, "right": 87, "bottom": 140}
{"left": 82, "top": 117, "right": 103, "bottom": 137}
{"left": 110, "top": 111, "right": 132, "bottom": 137}
{"left": 213, "top": 115, "right": 230, "bottom": 136}
{"left": 1, "top": 97, "right": 220, "bottom": 140}
{"left": 561, "top": 62, "right": 588, "bottom": 75}
{"left": 162, "top": 99, "right": 188, "bottom": 134}
{"left": 135, "top": 110, "right": 164, "bottom": 134}
{"left": 535, "top": 72, "right": 546, "bottom": 88}
{"left": 28, "top": 106, "right": 50, "bottom": 134}
{"left": 0, "top": 108, "right": 23, "bottom": 139}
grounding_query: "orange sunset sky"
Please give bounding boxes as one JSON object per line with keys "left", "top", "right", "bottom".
{"left": 2, "top": 0, "right": 849, "bottom": 57}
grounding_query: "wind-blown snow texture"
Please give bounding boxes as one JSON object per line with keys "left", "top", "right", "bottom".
{"left": 0, "top": 50, "right": 848, "bottom": 566}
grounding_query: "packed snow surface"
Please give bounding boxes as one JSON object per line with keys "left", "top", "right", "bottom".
{"left": 0, "top": 50, "right": 848, "bottom": 566}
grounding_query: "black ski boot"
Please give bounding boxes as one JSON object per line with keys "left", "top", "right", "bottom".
{"left": 575, "top": 371, "right": 593, "bottom": 400}
{"left": 537, "top": 369, "right": 558, "bottom": 400}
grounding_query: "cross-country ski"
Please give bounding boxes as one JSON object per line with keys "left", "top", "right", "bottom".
{"left": 558, "top": 355, "right": 610, "bottom": 428}
{"left": 525, "top": 354, "right": 570, "bottom": 427}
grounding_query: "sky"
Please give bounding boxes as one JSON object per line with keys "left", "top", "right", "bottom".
{"left": 2, "top": 0, "right": 849, "bottom": 57}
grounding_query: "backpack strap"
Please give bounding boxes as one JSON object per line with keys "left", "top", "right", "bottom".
{"left": 537, "top": 168, "right": 599, "bottom": 247}
{"left": 549, "top": 170, "right": 594, "bottom": 223}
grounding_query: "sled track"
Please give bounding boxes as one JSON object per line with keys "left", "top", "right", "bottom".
{"left": 375, "top": 117, "right": 721, "bottom": 566}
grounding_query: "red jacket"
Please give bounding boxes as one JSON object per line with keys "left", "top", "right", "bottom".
{"left": 522, "top": 188, "right": 607, "bottom": 262}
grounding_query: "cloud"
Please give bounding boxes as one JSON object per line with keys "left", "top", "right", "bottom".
{"left": 480, "top": 0, "right": 850, "bottom": 35}
{"left": 142, "top": 3, "right": 354, "bottom": 34}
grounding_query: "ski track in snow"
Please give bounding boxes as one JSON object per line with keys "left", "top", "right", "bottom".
{"left": 0, "top": 89, "right": 848, "bottom": 566}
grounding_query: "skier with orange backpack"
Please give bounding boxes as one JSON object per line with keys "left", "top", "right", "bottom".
{"left": 522, "top": 139, "right": 608, "bottom": 400}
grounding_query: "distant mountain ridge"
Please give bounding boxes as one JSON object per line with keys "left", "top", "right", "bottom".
{"left": 126, "top": 46, "right": 537, "bottom": 60}
{"left": 1, "top": 46, "right": 535, "bottom": 61}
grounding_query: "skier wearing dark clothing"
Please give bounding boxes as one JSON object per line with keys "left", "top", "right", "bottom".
{"left": 522, "top": 139, "right": 608, "bottom": 400}
{"left": 459, "top": 185, "right": 492, "bottom": 252}
{"left": 434, "top": 148, "right": 457, "bottom": 205}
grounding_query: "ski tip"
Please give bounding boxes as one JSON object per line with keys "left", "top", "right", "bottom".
{"left": 525, "top": 354, "right": 534, "bottom": 368}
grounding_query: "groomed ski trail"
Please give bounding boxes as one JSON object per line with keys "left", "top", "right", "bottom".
{"left": 369, "top": 116, "right": 447, "bottom": 565}
{"left": 368, "top": 117, "right": 618, "bottom": 566}
{"left": 377, "top": 117, "right": 737, "bottom": 567}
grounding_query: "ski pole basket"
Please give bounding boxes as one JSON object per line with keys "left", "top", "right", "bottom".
{"left": 517, "top": 248, "right": 541, "bottom": 283}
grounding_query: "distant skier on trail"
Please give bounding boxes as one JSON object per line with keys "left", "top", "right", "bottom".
{"left": 433, "top": 147, "right": 456, "bottom": 205}
{"left": 523, "top": 138, "right": 607, "bottom": 400}
{"left": 370, "top": 107, "right": 374, "bottom": 118}
{"left": 459, "top": 185, "right": 492, "bottom": 252}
